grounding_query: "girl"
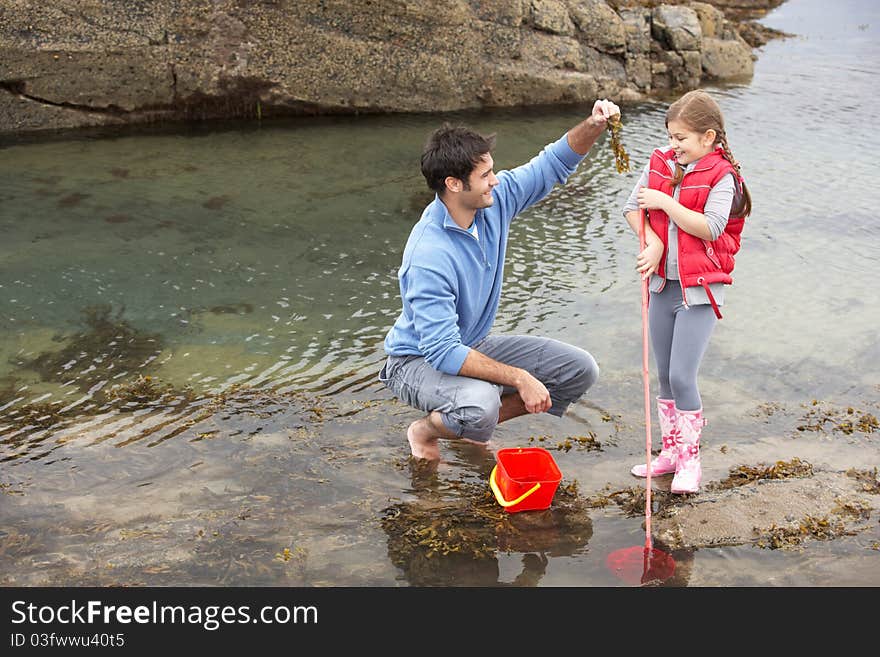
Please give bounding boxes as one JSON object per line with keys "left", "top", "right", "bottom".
{"left": 622, "top": 89, "right": 752, "bottom": 494}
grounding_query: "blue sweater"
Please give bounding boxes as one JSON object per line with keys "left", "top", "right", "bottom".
{"left": 383, "top": 134, "right": 585, "bottom": 374}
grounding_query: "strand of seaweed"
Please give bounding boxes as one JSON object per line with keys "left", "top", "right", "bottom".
{"left": 608, "top": 114, "right": 630, "bottom": 174}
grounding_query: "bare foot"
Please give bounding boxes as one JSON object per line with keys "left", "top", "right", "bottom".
{"left": 407, "top": 419, "right": 441, "bottom": 461}
{"left": 462, "top": 436, "right": 498, "bottom": 457}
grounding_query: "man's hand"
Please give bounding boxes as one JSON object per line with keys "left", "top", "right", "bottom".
{"left": 589, "top": 98, "right": 621, "bottom": 130}
{"left": 568, "top": 98, "right": 622, "bottom": 155}
{"left": 458, "top": 350, "right": 551, "bottom": 414}
{"left": 516, "top": 370, "right": 552, "bottom": 414}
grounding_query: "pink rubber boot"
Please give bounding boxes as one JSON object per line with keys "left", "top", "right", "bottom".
{"left": 670, "top": 407, "right": 703, "bottom": 494}
{"left": 631, "top": 398, "right": 678, "bottom": 477}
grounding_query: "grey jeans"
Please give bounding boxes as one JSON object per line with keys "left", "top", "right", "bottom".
{"left": 379, "top": 335, "right": 599, "bottom": 442}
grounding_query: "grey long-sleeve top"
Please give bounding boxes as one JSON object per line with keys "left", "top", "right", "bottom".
{"left": 622, "top": 158, "right": 737, "bottom": 307}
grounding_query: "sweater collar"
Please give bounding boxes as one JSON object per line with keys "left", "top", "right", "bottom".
{"left": 430, "top": 194, "right": 478, "bottom": 232}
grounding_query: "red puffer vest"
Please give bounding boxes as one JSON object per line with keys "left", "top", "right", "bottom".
{"left": 647, "top": 146, "right": 745, "bottom": 319}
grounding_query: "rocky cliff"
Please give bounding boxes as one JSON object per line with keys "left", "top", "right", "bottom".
{"left": 0, "top": 0, "right": 785, "bottom": 134}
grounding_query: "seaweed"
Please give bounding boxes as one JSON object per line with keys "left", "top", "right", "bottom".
{"left": 707, "top": 457, "right": 814, "bottom": 491}
{"left": 104, "top": 375, "right": 195, "bottom": 408}
{"left": 592, "top": 485, "right": 679, "bottom": 517}
{"left": 796, "top": 400, "right": 878, "bottom": 435}
{"left": 528, "top": 432, "right": 602, "bottom": 452}
{"left": 607, "top": 114, "right": 631, "bottom": 173}
{"left": 754, "top": 515, "right": 854, "bottom": 549}
{"left": 846, "top": 467, "right": 880, "bottom": 494}
{"left": 17, "top": 304, "right": 163, "bottom": 393}
{"left": 0, "top": 401, "right": 65, "bottom": 434}
{"left": 380, "top": 475, "right": 593, "bottom": 585}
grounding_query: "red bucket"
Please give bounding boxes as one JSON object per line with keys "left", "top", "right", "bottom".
{"left": 489, "top": 447, "right": 562, "bottom": 513}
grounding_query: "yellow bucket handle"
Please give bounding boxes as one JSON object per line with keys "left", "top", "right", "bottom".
{"left": 489, "top": 465, "right": 541, "bottom": 508}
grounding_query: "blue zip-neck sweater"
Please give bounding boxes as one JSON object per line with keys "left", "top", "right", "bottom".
{"left": 383, "top": 134, "right": 585, "bottom": 374}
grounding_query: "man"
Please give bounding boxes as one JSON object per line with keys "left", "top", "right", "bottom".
{"left": 380, "top": 99, "right": 620, "bottom": 461}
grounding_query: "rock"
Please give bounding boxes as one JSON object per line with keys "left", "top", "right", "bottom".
{"left": 0, "top": 0, "right": 780, "bottom": 134}
{"left": 473, "top": 0, "right": 528, "bottom": 27}
{"left": 625, "top": 54, "right": 653, "bottom": 91}
{"left": 737, "top": 20, "right": 794, "bottom": 47}
{"left": 695, "top": 0, "right": 787, "bottom": 21}
{"left": 652, "top": 4, "right": 702, "bottom": 52}
{"left": 689, "top": 1, "right": 756, "bottom": 79}
{"left": 702, "top": 36, "right": 755, "bottom": 80}
{"left": 653, "top": 471, "right": 880, "bottom": 550}
{"left": 567, "top": 0, "right": 627, "bottom": 54}
{"left": 651, "top": 43, "right": 702, "bottom": 92}
{"left": 618, "top": 6, "right": 653, "bottom": 55}
{"left": 530, "top": 0, "right": 577, "bottom": 36}
{"left": 690, "top": 1, "right": 722, "bottom": 38}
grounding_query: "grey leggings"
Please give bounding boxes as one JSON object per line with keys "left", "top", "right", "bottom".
{"left": 649, "top": 280, "right": 716, "bottom": 412}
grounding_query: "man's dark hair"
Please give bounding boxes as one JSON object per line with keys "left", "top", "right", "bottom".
{"left": 420, "top": 124, "right": 496, "bottom": 195}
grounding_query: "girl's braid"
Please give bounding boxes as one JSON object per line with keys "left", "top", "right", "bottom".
{"left": 672, "top": 162, "right": 685, "bottom": 186}
{"left": 719, "top": 134, "right": 742, "bottom": 178}
{"left": 720, "top": 132, "right": 752, "bottom": 217}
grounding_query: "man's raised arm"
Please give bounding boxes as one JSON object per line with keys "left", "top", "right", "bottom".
{"left": 566, "top": 98, "right": 620, "bottom": 155}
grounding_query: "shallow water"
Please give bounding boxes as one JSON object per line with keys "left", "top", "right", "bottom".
{"left": 1, "top": 0, "right": 878, "bottom": 586}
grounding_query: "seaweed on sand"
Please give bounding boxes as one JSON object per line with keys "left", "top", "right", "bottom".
{"left": 707, "top": 457, "right": 814, "bottom": 491}
{"left": 846, "top": 467, "right": 880, "bottom": 494}
{"left": 754, "top": 515, "right": 855, "bottom": 550}
{"left": 797, "top": 400, "right": 879, "bottom": 435}
{"left": 586, "top": 485, "right": 679, "bottom": 518}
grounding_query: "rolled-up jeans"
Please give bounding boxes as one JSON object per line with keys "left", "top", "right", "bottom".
{"left": 378, "top": 335, "right": 599, "bottom": 443}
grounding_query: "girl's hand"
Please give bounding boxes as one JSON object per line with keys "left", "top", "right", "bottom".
{"left": 637, "top": 186, "right": 670, "bottom": 211}
{"left": 636, "top": 240, "right": 663, "bottom": 279}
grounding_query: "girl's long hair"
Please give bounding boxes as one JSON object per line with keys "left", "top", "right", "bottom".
{"left": 666, "top": 90, "right": 752, "bottom": 218}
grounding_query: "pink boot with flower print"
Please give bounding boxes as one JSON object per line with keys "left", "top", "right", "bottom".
{"left": 670, "top": 407, "right": 704, "bottom": 494}
{"left": 631, "top": 398, "right": 679, "bottom": 477}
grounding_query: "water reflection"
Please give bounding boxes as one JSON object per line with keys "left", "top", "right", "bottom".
{"left": 381, "top": 450, "right": 594, "bottom": 586}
